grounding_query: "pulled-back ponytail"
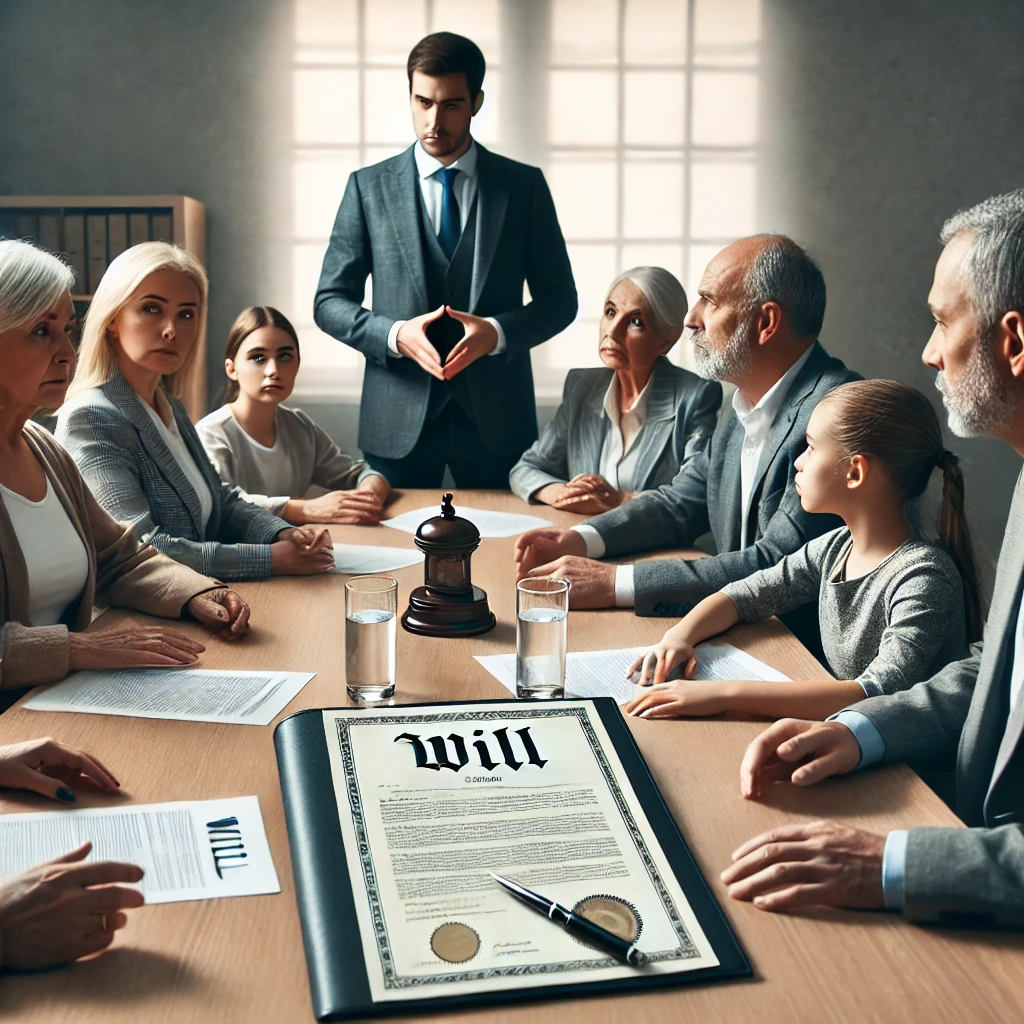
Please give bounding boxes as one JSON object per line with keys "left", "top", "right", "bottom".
{"left": 822, "top": 380, "right": 983, "bottom": 641}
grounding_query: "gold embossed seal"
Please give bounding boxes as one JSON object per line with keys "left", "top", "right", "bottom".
{"left": 430, "top": 922, "right": 480, "bottom": 963}
{"left": 572, "top": 895, "right": 642, "bottom": 942}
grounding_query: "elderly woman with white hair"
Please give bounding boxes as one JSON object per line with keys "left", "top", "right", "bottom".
{"left": 0, "top": 239, "right": 255, "bottom": 696}
{"left": 56, "top": 242, "right": 334, "bottom": 580}
{"left": 510, "top": 266, "right": 722, "bottom": 513}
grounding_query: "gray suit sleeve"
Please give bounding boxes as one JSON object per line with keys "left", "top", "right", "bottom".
{"left": 586, "top": 444, "right": 712, "bottom": 559}
{"left": 491, "top": 169, "right": 577, "bottom": 360}
{"left": 633, "top": 477, "right": 832, "bottom": 616}
{"left": 902, "top": 824, "right": 1024, "bottom": 928}
{"left": 313, "top": 172, "right": 396, "bottom": 369}
{"left": 61, "top": 405, "right": 276, "bottom": 582}
{"left": 509, "top": 375, "right": 574, "bottom": 501}
{"left": 842, "top": 644, "right": 982, "bottom": 763}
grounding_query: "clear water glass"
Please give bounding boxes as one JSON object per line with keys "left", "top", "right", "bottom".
{"left": 516, "top": 578, "right": 569, "bottom": 699}
{"left": 345, "top": 576, "right": 397, "bottom": 703}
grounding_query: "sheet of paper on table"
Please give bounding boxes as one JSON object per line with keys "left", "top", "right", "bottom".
{"left": 23, "top": 667, "right": 316, "bottom": 726}
{"left": 382, "top": 506, "right": 551, "bottom": 538}
{"left": 475, "top": 642, "right": 791, "bottom": 705}
{"left": 333, "top": 543, "right": 424, "bottom": 574}
{"left": 0, "top": 795, "right": 279, "bottom": 904}
{"left": 321, "top": 701, "right": 720, "bottom": 1003}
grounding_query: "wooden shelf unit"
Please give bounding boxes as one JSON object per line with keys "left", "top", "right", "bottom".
{"left": 0, "top": 195, "right": 208, "bottom": 420}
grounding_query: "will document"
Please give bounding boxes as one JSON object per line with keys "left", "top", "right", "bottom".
{"left": 322, "top": 701, "right": 719, "bottom": 1002}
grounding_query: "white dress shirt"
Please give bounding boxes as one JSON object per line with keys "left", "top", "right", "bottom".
{"left": 143, "top": 401, "right": 214, "bottom": 534}
{"left": 575, "top": 346, "right": 815, "bottom": 607}
{"left": 731, "top": 344, "right": 814, "bottom": 547}
{"left": 598, "top": 374, "right": 654, "bottom": 492}
{"left": 1, "top": 478, "right": 89, "bottom": 626}
{"left": 386, "top": 139, "right": 506, "bottom": 357}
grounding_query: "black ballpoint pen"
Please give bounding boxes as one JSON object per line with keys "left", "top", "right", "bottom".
{"left": 491, "top": 873, "right": 646, "bottom": 967}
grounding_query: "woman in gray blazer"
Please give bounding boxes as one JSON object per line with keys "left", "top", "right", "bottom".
{"left": 56, "top": 243, "right": 335, "bottom": 582}
{"left": 510, "top": 267, "right": 721, "bottom": 514}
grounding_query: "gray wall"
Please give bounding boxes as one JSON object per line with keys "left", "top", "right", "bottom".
{"left": 0, "top": 0, "right": 293, "bottom": 400}
{"left": 2, "top": 0, "right": 1021, "bottom": 591}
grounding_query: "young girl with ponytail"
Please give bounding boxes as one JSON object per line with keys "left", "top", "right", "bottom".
{"left": 624, "top": 379, "right": 981, "bottom": 721}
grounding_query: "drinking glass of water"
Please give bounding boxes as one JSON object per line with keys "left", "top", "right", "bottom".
{"left": 516, "top": 578, "right": 569, "bottom": 699}
{"left": 345, "top": 575, "right": 398, "bottom": 703}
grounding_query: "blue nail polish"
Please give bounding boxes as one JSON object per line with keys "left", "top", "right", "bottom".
{"left": 57, "top": 787, "right": 76, "bottom": 802}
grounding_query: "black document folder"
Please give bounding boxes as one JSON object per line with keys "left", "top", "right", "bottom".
{"left": 274, "top": 698, "right": 751, "bottom": 1020}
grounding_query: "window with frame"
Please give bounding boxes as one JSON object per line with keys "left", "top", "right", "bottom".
{"left": 288, "top": 0, "right": 760, "bottom": 400}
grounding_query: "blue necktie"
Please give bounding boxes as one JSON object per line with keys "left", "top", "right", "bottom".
{"left": 437, "top": 168, "right": 461, "bottom": 260}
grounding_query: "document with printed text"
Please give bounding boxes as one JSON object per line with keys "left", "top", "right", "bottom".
{"left": 382, "top": 506, "right": 551, "bottom": 538}
{"left": 333, "top": 544, "right": 424, "bottom": 574}
{"left": 0, "top": 795, "right": 279, "bottom": 904}
{"left": 475, "top": 642, "right": 790, "bottom": 705}
{"left": 322, "top": 702, "right": 718, "bottom": 1002}
{"left": 24, "top": 668, "right": 316, "bottom": 726}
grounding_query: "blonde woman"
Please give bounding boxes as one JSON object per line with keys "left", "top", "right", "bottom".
{"left": 56, "top": 243, "right": 333, "bottom": 581}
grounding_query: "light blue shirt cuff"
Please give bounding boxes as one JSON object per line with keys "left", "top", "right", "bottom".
{"left": 484, "top": 317, "right": 507, "bottom": 355}
{"left": 882, "top": 830, "right": 908, "bottom": 910}
{"left": 572, "top": 524, "right": 606, "bottom": 559}
{"left": 829, "top": 710, "right": 887, "bottom": 769}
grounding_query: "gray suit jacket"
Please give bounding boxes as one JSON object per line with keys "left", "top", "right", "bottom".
{"left": 582, "top": 342, "right": 860, "bottom": 618}
{"left": 846, "top": 466, "right": 1024, "bottom": 928}
{"left": 55, "top": 373, "right": 290, "bottom": 581}
{"left": 314, "top": 143, "right": 577, "bottom": 459}
{"left": 509, "top": 358, "right": 722, "bottom": 501}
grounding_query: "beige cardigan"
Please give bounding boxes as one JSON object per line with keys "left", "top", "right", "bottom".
{"left": 0, "top": 422, "right": 221, "bottom": 689}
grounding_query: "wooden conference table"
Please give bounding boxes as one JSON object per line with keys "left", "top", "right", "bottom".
{"left": 0, "top": 489, "right": 1022, "bottom": 1022}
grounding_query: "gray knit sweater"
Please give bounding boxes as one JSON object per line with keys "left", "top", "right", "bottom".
{"left": 721, "top": 527, "right": 969, "bottom": 696}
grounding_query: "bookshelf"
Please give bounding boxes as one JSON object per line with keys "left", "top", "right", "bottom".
{"left": 0, "top": 195, "right": 208, "bottom": 420}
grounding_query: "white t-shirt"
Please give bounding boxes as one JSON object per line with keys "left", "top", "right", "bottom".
{"left": 143, "top": 402, "right": 214, "bottom": 534}
{"left": 1, "top": 478, "right": 90, "bottom": 626}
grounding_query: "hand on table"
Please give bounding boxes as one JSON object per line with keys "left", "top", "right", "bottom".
{"left": 627, "top": 626, "right": 699, "bottom": 686}
{"left": 441, "top": 307, "right": 498, "bottom": 378}
{"left": 624, "top": 680, "right": 733, "bottom": 718}
{"left": 739, "top": 718, "right": 863, "bottom": 798}
{"left": 513, "top": 527, "right": 587, "bottom": 578}
{"left": 68, "top": 624, "right": 205, "bottom": 671}
{"left": 291, "top": 488, "right": 385, "bottom": 526}
{"left": 721, "top": 820, "right": 885, "bottom": 913}
{"left": 536, "top": 475, "right": 628, "bottom": 515}
{"left": 396, "top": 306, "right": 446, "bottom": 380}
{"left": 271, "top": 527, "right": 335, "bottom": 576}
{"left": 0, "top": 737, "right": 120, "bottom": 802}
{"left": 0, "top": 842, "right": 144, "bottom": 970}
{"left": 186, "top": 588, "right": 250, "bottom": 640}
{"left": 523, "top": 556, "right": 616, "bottom": 609}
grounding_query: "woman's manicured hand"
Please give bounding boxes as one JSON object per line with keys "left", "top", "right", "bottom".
{"left": 271, "top": 527, "right": 335, "bottom": 575}
{"left": 0, "top": 737, "right": 119, "bottom": 801}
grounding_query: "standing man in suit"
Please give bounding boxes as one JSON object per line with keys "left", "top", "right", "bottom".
{"left": 515, "top": 235, "right": 859, "bottom": 650}
{"left": 724, "top": 190, "right": 1024, "bottom": 928}
{"left": 314, "top": 32, "right": 577, "bottom": 488}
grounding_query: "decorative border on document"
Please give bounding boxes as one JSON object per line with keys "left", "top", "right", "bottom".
{"left": 331, "top": 706, "right": 700, "bottom": 991}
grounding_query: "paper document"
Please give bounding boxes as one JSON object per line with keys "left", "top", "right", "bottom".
{"left": 383, "top": 506, "right": 551, "bottom": 538}
{"left": 24, "top": 668, "right": 316, "bottom": 726}
{"left": 323, "top": 702, "right": 718, "bottom": 1002}
{"left": 334, "top": 543, "right": 424, "bottom": 574}
{"left": 475, "top": 642, "right": 790, "bottom": 705}
{"left": 0, "top": 795, "right": 279, "bottom": 904}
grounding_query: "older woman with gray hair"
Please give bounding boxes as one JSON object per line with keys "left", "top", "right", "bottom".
{"left": 510, "top": 266, "right": 721, "bottom": 514}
